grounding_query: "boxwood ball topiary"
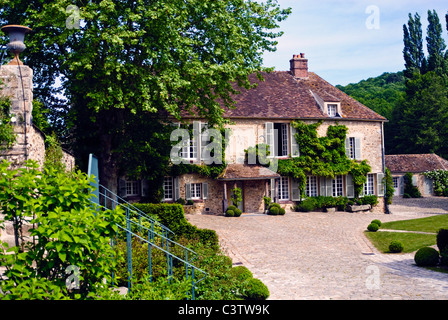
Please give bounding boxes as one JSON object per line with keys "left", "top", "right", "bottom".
{"left": 230, "top": 266, "right": 253, "bottom": 282}
{"left": 278, "top": 208, "right": 286, "bottom": 215}
{"left": 371, "top": 219, "right": 382, "bottom": 227}
{"left": 242, "top": 278, "right": 270, "bottom": 300}
{"left": 389, "top": 240, "right": 404, "bottom": 253}
{"left": 234, "top": 208, "right": 242, "bottom": 217}
{"left": 269, "top": 206, "right": 279, "bottom": 215}
{"left": 414, "top": 247, "right": 439, "bottom": 266}
{"left": 367, "top": 223, "right": 379, "bottom": 232}
{"left": 226, "top": 210, "right": 234, "bottom": 217}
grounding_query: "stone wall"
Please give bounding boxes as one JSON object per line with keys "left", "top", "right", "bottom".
{"left": 0, "top": 63, "right": 75, "bottom": 170}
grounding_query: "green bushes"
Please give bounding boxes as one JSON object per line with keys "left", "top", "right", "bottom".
{"left": 293, "top": 196, "right": 379, "bottom": 213}
{"left": 371, "top": 219, "right": 382, "bottom": 227}
{"left": 367, "top": 223, "right": 379, "bottom": 232}
{"left": 403, "top": 172, "right": 422, "bottom": 198}
{"left": 414, "top": 247, "right": 439, "bottom": 266}
{"left": 242, "top": 278, "right": 270, "bottom": 300}
{"left": 267, "top": 203, "right": 285, "bottom": 215}
{"left": 389, "top": 240, "right": 404, "bottom": 253}
{"left": 437, "top": 228, "right": 448, "bottom": 266}
{"left": 225, "top": 205, "right": 242, "bottom": 217}
{"left": 133, "top": 203, "right": 218, "bottom": 248}
{"left": 230, "top": 266, "right": 253, "bottom": 282}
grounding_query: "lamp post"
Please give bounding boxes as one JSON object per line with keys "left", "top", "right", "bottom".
{"left": 1, "top": 24, "right": 32, "bottom": 65}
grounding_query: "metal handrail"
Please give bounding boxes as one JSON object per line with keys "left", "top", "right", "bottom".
{"left": 92, "top": 184, "right": 207, "bottom": 299}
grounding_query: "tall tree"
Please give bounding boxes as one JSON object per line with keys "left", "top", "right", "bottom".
{"left": 0, "top": 0, "right": 291, "bottom": 192}
{"left": 425, "top": 9, "right": 446, "bottom": 74}
{"left": 403, "top": 13, "right": 425, "bottom": 78}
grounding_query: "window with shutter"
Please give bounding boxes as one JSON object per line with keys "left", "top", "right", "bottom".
{"left": 291, "top": 178, "right": 300, "bottom": 201}
{"left": 346, "top": 174, "right": 355, "bottom": 198}
{"left": 174, "top": 177, "right": 180, "bottom": 201}
{"left": 290, "top": 124, "right": 300, "bottom": 157}
{"left": 202, "top": 183, "right": 208, "bottom": 200}
{"left": 354, "top": 137, "right": 362, "bottom": 160}
{"left": 185, "top": 183, "right": 191, "bottom": 200}
{"left": 377, "top": 173, "right": 385, "bottom": 196}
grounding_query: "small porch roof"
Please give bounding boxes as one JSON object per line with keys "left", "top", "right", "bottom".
{"left": 218, "top": 164, "right": 280, "bottom": 181}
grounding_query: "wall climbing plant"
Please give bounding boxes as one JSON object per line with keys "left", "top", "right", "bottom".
{"left": 0, "top": 96, "right": 16, "bottom": 151}
{"left": 277, "top": 120, "right": 371, "bottom": 198}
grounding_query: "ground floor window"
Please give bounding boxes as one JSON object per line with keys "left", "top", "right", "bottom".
{"left": 278, "top": 176, "right": 289, "bottom": 200}
{"left": 163, "top": 177, "right": 173, "bottom": 200}
{"left": 126, "top": 180, "right": 139, "bottom": 196}
{"left": 306, "top": 176, "right": 318, "bottom": 197}
{"left": 332, "top": 175, "right": 343, "bottom": 197}
{"left": 364, "top": 174, "right": 375, "bottom": 195}
{"left": 190, "top": 183, "right": 202, "bottom": 199}
{"left": 393, "top": 177, "right": 399, "bottom": 189}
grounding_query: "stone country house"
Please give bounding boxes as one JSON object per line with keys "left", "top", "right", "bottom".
{"left": 385, "top": 153, "right": 448, "bottom": 197}
{"left": 139, "top": 53, "right": 387, "bottom": 215}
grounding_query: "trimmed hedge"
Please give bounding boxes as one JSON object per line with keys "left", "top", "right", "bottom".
{"left": 133, "top": 203, "right": 219, "bottom": 248}
{"left": 242, "top": 278, "right": 270, "bottom": 300}
{"left": 414, "top": 247, "right": 439, "bottom": 267}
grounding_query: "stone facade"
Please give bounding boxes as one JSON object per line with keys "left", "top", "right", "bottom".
{"left": 0, "top": 64, "right": 75, "bottom": 170}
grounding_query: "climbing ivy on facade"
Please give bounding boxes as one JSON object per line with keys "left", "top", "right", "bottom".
{"left": 277, "top": 120, "right": 371, "bottom": 198}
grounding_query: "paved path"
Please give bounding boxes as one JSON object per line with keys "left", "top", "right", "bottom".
{"left": 187, "top": 198, "right": 448, "bottom": 300}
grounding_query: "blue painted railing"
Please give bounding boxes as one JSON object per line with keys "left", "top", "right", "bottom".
{"left": 94, "top": 184, "right": 207, "bottom": 299}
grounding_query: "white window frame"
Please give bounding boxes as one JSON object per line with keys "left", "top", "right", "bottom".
{"left": 393, "top": 177, "right": 399, "bottom": 189}
{"left": 190, "top": 183, "right": 202, "bottom": 200}
{"left": 126, "top": 180, "right": 139, "bottom": 196}
{"left": 332, "top": 175, "right": 343, "bottom": 197}
{"left": 163, "top": 177, "right": 174, "bottom": 201}
{"left": 305, "top": 176, "right": 318, "bottom": 197}
{"left": 281, "top": 123, "right": 289, "bottom": 157}
{"left": 364, "top": 174, "right": 375, "bottom": 195}
{"left": 348, "top": 137, "right": 355, "bottom": 159}
{"left": 327, "top": 104, "right": 337, "bottom": 117}
{"left": 278, "top": 176, "right": 290, "bottom": 201}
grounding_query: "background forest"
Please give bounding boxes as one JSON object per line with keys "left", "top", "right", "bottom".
{"left": 338, "top": 10, "right": 448, "bottom": 159}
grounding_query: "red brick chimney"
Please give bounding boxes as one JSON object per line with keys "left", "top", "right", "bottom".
{"left": 290, "top": 53, "right": 308, "bottom": 78}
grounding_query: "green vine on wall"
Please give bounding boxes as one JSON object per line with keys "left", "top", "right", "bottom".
{"left": 277, "top": 120, "right": 371, "bottom": 198}
{"left": 0, "top": 96, "right": 16, "bottom": 151}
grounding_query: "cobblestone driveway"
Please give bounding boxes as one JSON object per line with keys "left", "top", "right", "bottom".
{"left": 187, "top": 197, "right": 448, "bottom": 300}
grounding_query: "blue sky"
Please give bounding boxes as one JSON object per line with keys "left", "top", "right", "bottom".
{"left": 262, "top": 0, "right": 448, "bottom": 86}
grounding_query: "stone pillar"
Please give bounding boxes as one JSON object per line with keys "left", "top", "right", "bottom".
{"left": 0, "top": 64, "right": 34, "bottom": 166}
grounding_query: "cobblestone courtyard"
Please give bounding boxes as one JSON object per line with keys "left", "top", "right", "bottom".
{"left": 187, "top": 197, "right": 448, "bottom": 300}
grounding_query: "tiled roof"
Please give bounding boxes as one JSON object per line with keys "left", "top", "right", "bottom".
{"left": 218, "top": 164, "right": 280, "bottom": 180}
{"left": 221, "top": 71, "right": 386, "bottom": 121}
{"left": 385, "top": 154, "right": 448, "bottom": 173}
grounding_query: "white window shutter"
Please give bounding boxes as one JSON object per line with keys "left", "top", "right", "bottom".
{"left": 346, "top": 174, "right": 355, "bottom": 198}
{"left": 290, "top": 124, "right": 300, "bottom": 157}
{"left": 355, "top": 138, "right": 362, "bottom": 160}
{"left": 412, "top": 175, "right": 418, "bottom": 186}
{"left": 326, "top": 178, "right": 333, "bottom": 197}
{"left": 185, "top": 183, "right": 191, "bottom": 200}
{"left": 200, "top": 122, "right": 210, "bottom": 161}
{"left": 270, "top": 178, "right": 276, "bottom": 199}
{"left": 377, "top": 173, "right": 385, "bottom": 196}
{"left": 174, "top": 177, "right": 180, "bottom": 201}
{"left": 291, "top": 178, "right": 300, "bottom": 201}
{"left": 265, "top": 122, "right": 274, "bottom": 157}
{"left": 202, "top": 182, "right": 208, "bottom": 200}
{"left": 400, "top": 176, "right": 405, "bottom": 195}
{"left": 319, "top": 177, "right": 327, "bottom": 196}
{"left": 345, "top": 138, "right": 351, "bottom": 158}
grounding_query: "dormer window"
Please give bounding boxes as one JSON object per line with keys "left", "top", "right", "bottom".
{"left": 328, "top": 104, "right": 337, "bottom": 117}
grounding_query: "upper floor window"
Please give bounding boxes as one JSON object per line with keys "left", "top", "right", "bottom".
{"left": 265, "top": 122, "right": 299, "bottom": 158}
{"left": 327, "top": 104, "right": 337, "bottom": 117}
{"left": 345, "top": 137, "right": 362, "bottom": 160}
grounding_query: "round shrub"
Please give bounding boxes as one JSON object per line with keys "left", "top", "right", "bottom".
{"left": 367, "top": 223, "right": 379, "bottom": 232}
{"left": 389, "top": 240, "right": 404, "bottom": 253}
{"left": 268, "top": 206, "right": 279, "bottom": 215}
{"left": 227, "top": 205, "right": 237, "bottom": 212}
{"left": 242, "top": 278, "right": 270, "bottom": 300}
{"left": 371, "top": 219, "right": 382, "bottom": 227}
{"left": 270, "top": 203, "right": 281, "bottom": 209}
{"left": 226, "top": 210, "right": 234, "bottom": 217}
{"left": 414, "top": 247, "right": 439, "bottom": 267}
{"left": 230, "top": 266, "right": 253, "bottom": 282}
{"left": 278, "top": 208, "right": 286, "bottom": 215}
{"left": 234, "top": 208, "right": 242, "bottom": 217}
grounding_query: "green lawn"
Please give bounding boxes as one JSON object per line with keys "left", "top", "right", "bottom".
{"left": 381, "top": 214, "right": 448, "bottom": 233}
{"left": 364, "top": 214, "right": 448, "bottom": 253}
{"left": 365, "top": 231, "right": 436, "bottom": 253}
